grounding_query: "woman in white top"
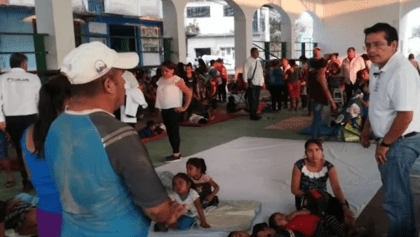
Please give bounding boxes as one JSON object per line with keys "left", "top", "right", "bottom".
{"left": 155, "top": 61, "right": 192, "bottom": 162}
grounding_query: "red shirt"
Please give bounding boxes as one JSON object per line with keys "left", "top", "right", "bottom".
{"left": 215, "top": 65, "right": 229, "bottom": 81}
{"left": 285, "top": 214, "right": 321, "bottom": 237}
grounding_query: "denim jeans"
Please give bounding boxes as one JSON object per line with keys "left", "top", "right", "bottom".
{"left": 378, "top": 134, "right": 420, "bottom": 237}
{"left": 311, "top": 101, "right": 324, "bottom": 139}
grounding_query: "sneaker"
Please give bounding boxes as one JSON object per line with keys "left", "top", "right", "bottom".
{"left": 165, "top": 154, "right": 182, "bottom": 162}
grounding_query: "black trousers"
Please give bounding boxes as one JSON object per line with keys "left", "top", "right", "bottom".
{"left": 161, "top": 109, "right": 181, "bottom": 154}
{"left": 268, "top": 85, "right": 284, "bottom": 111}
{"left": 6, "top": 114, "right": 37, "bottom": 187}
{"left": 247, "top": 85, "right": 262, "bottom": 117}
{"left": 282, "top": 84, "right": 289, "bottom": 108}
{"left": 345, "top": 83, "right": 354, "bottom": 102}
{"left": 217, "top": 81, "right": 227, "bottom": 102}
{"left": 301, "top": 94, "right": 308, "bottom": 109}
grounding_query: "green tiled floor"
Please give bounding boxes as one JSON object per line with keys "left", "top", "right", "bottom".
{"left": 146, "top": 109, "right": 315, "bottom": 167}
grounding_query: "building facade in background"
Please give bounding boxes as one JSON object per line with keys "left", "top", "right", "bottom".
{"left": 0, "top": 0, "right": 163, "bottom": 71}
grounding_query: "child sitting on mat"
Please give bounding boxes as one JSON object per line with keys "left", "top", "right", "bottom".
{"left": 226, "top": 95, "right": 246, "bottom": 114}
{"left": 155, "top": 173, "right": 210, "bottom": 231}
{"left": 138, "top": 120, "right": 157, "bottom": 138}
{"left": 186, "top": 158, "right": 219, "bottom": 208}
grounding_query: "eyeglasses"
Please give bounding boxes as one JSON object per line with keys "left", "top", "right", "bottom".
{"left": 364, "top": 41, "right": 388, "bottom": 50}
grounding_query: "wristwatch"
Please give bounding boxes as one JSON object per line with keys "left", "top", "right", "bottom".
{"left": 380, "top": 140, "right": 391, "bottom": 147}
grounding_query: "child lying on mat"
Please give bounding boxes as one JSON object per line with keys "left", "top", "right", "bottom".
{"left": 227, "top": 223, "right": 303, "bottom": 237}
{"left": 186, "top": 158, "right": 220, "bottom": 208}
{"left": 0, "top": 193, "right": 39, "bottom": 237}
{"left": 137, "top": 120, "right": 164, "bottom": 138}
{"left": 269, "top": 189, "right": 345, "bottom": 237}
{"left": 155, "top": 173, "right": 210, "bottom": 232}
{"left": 269, "top": 211, "right": 344, "bottom": 237}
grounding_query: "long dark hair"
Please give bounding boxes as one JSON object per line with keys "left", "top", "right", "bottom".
{"left": 172, "top": 173, "right": 195, "bottom": 190}
{"left": 33, "top": 74, "right": 71, "bottom": 157}
{"left": 186, "top": 157, "right": 207, "bottom": 174}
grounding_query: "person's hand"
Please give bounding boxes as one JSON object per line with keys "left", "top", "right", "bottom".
{"left": 330, "top": 101, "right": 337, "bottom": 112}
{"left": 286, "top": 212, "right": 297, "bottom": 221}
{"left": 0, "top": 122, "right": 6, "bottom": 132}
{"left": 360, "top": 129, "right": 370, "bottom": 148}
{"left": 167, "top": 202, "right": 187, "bottom": 226}
{"left": 206, "top": 194, "right": 215, "bottom": 202}
{"left": 375, "top": 144, "right": 389, "bottom": 165}
{"left": 174, "top": 107, "right": 186, "bottom": 113}
{"left": 5, "top": 132, "right": 11, "bottom": 142}
{"left": 244, "top": 83, "right": 249, "bottom": 89}
{"left": 343, "top": 206, "right": 356, "bottom": 229}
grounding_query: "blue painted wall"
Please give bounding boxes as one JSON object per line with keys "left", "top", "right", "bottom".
{"left": 0, "top": 7, "right": 37, "bottom": 71}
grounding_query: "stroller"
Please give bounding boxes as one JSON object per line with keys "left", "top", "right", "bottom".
{"left": 331, "top": 88, "right": 364, "bottom": 142}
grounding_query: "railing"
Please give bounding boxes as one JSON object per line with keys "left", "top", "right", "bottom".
{"left": 0, "top": 32, "right": 50, "bottom": 80}
{"left": 0, "top": 32, "right": 48, "bottom": 72}
{"left": 294, "top": 41, "right": 318, "bottom": 59}
{"left": 76, "top": 34, "right": 173, "bottom": 65}
{"left": 253, "top": 41, "right": 287, "bottom": 60}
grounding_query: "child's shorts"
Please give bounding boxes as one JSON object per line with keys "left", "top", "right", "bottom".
{"left": 177, "top": 215, "right": 195, "bottom": 230}
{"left": 0, "top": 131, "right": 8, "bottom": 159}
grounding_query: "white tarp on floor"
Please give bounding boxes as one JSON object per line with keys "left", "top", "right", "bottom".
{"left": 149, "top": 137, "right": 381, "bottom": 237}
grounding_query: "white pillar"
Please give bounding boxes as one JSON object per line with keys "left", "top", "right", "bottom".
{"left": 234, "top": 6, "right": 256, "bottom": 69}
{"left": 263, "top": 7, "right": 270, "bottom": 43}
{"left": 34, "top": 0, "right": 75, "bottom": 70}
{"left": 162, "top": 0, "right": 188, "bottom": 63}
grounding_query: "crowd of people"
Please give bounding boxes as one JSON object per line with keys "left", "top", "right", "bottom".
{"left": 0, "top": 22, "right": 419, "bottom": 237}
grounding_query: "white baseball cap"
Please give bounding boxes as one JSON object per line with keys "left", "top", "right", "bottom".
{"left": 60, "top": 41, "right": 139, "bottom": 85}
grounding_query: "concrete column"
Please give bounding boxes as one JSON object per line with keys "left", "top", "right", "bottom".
{"left": 162, "top": 0, "right": 188, "bottom": 64}
{"left": 34, "top": 0, "right": 75, "bottom": 70}
{"left": 234, "top": 6, "right": 256, "bottom": 69}
{"left": 287, "top": 15, "right": 297, "bottom": 59}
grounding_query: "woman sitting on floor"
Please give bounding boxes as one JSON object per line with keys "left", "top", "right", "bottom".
{"left": 291, "top": 139, "right": 355, "bottom": 228}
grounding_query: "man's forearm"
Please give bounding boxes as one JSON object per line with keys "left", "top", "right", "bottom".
{"left": 382, "top": 111, "right": 413, "bottom": 145}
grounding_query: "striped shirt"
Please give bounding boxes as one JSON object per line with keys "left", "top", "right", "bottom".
{"left": 45, "top": 109, "right": 167, "bottom": 237}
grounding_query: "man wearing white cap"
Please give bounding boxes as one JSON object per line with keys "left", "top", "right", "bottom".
{"left": 44, "top": 42, "right": 183, "bottom": 236}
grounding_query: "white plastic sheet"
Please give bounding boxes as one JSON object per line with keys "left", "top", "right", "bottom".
{"left": 150, "top": 137, "right": 380, "bottom": 237}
